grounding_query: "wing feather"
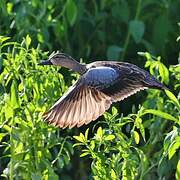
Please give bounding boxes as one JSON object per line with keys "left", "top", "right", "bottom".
{"left": 43, "top": 82, "right": 112, "bottom": 128}
{"left": 43, "top": 62, "right": 155, "bottom": 128}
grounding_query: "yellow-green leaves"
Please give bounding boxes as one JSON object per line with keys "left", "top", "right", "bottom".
{"left": 96, "top": 127, "right": 103, "bottom": 141}
{"left": 73, "top": 133, "right": 86, "bottom": 143}
{"left": 163, "top": 127, "right": 180, "bottom": 160}
{"left": 135, "top": 116, "right": 145, "bottom": 142}
{"left": 73, "top": 127, "right": 116, "bottom": 159}
{"left": 138, "top": 52, "right": 170, "bottom": 84}
{"left": 143, "top": 109, "right": 178, "bottom": 123}
{"left": 158, "top": 62, "right": 169, "bottom": 84}
{"left": 104, "top": 134, "right": 115, "bottom": 141}
{"left": 25, "top": 34, "right": 31, "bottom": 49}
{"left": 7, "top": 2, "right": 13, "bottom": 14}
{"left": 165, "top": 89, "right": 180, "bottom": 110}
{"left": 10, "top": 80, "right": 20, "bottom": 109}
{"left": 133, "top": 131, "right": 140, "bottom": 144}
{"left": 176, "top": 160, "right": 180, "bottom": 180}
{"left": 96, "top": 127, "right": 115, "bottom": 141}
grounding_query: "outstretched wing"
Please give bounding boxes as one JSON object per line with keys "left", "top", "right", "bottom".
{"left": 43, "top": 80, "right": 112, "bottom": 128}
{"left": 43, "top": 62, "right": 163, "bottom": 128}
{"left": 100, "top": 62, "right": 163, "bottom": 102}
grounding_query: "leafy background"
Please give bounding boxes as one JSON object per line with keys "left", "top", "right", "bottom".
{"left": 0, "top": 0, "right": 179, "bottom": 179}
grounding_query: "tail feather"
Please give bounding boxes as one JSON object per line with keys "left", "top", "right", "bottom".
{"left": 144, "top": 75, "right": 166, "bottom": 90}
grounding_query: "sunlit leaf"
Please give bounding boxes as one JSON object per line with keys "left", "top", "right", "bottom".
{"left": 85, "top": 128, "right": 89, "bottom": 140}
{"left": 112, "top": 106, "right": 118, "bottom": 115}
{"left": 176, "top": 160, "right": 180, "bottom": 180}
{"left": 25, "top": 34, "right": 31, "bottom": 49}
{"left": 104, "top": 135, "right": 115, "bottom": 141}
{"left": 0, "top": 133, "right": 8, "bottom": 142}
{"left": 0, "top": 36, "right": 10, "bottom": 43}
{"left": 73, "top": 135, "right": 84, "bottom": 143}
{"left": 7, "top": 2, "right": 13, "bottom": 14}
{"left": 5, "top": 105, "right": 14, "bottom": 119}
{"left": 133, "top": 131, "right": 140, "bottom": 144}
{"left": 165, "top": 89, "right": 180, "bottom": 110}
{"left": 168, "top": 141, "right": 180, "bottom": 159}
{"left": 10, "top": 80, "right": 20, "bottom": 109}
{"left": 80, "top": 152, "right": 89, "bottom": 157}
{"left": 110, "top": 169, "right": 117, "bottom": 179}
{"left": 96, "top": 127, "right": 103, "bottom": 140}
{"left": 90, "top": 141, "right": 95, "bottom": 150}
{"left": 158, "top": 62, "right": 169, "bottom": 84}
{"left": 143, "top": 109, "right": 178, "bottom": 122}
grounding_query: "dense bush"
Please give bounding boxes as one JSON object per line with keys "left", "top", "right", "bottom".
{"left": 0, "top": 0, "right": 179, "bottom": 63}
{"left": 0, "top": 0, "right": 179, "bottom": 179}
{"left": 74, "top": 52, "right": 180, "bottom": 179}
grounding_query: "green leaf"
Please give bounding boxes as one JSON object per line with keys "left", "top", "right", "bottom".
{"left": 176, "top": 160, "right": 180, "bottom": 180}
{"left": 139, "top": 123, "right": 146, "bottom": 142}
{"left": 90, "top": 141, "right": 95, "bottom": 150}
{"left": 163, "top": 127, "right": 178, "bottom": 151}
{"left": 31, "top": 173, "right": 41, "bottom": 180}
{"left": 165, "top": 89, "right": 180, "bottom": 110}
{"left": 110, "top": 169, "right": 117, "bottom": 179}
{"left": 112, "top": 106, "right": 118, "bottom": 115}
{"left": 158, "top": 62, "right": 169, "bottom": 84}
{"left": 107, "top": 45, "right": 123, "bottom": 60}
{"left": 7, "top": 2, "right": 13, "bottom": 14}
{"left": 0, "top": 133, "right": 8, "bottom": 142}
{"left": 73, "top": 135, "right": 84, "bottom": 143}
{"left": 25, "top": 34, "right": 31, "bottom": 48}
{"left": 129, "top": 20, "right": 145, "bottom": 43}
{"left": 143, "top": 109, "right": 178, "bottom": 122}
{"left": 168, "top": 141, "right": 180, "bottom": 159}
{"left": 80, "top": 152, "right": 89, "bottom": 157}
{"left": 5, "top": 105, "right": 14, "bottom": 119}
{"left": 85, "top": 128, "right": 89, "bottom": 140}
{"left": 66, "top": 0, "right": 77, "bottom": 26}
{"left": 112, "top": 1, "right": 129, "bottom": 23}
{"left": 3, "top": 124, "right": 11, "bottom": 133}
{"left": 96, "top": 127, "right": 103, "bottom": 140}
{"left": 133, "top": 131, "right": 140, "bottom": 144}
{"left": 135, "top": 117, "right": 145, "bottom": 141}
{"left": 10, "top": 80, "right": 20, "bottom": 109}
{"left": 104, "top": 134, "right": 115, "bottom": 141}
{"left": 0, "top": 36, "right": 10, "bottom": 44}
{"left": 152, "top": 14, "right": 170, "bottom": 52}
{"left": 73, "top": 142, "right": 83, "bottom": 147}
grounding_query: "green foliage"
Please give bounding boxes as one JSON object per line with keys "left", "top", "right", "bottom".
{"left": 0, "top": 0, "right": 179, "bottom": 61}
{"left": 0, "top": 36, "right": 74, "bottom": 179}
{"left": 73, "top": 54, "right": 180, "bottom": 179}
{"left": 0, "top": 0, "right": 179, "bottom": 179}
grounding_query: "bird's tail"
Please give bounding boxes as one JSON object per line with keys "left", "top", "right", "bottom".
{"left": 144, "top": 75, "right": 167, "bottom": 90}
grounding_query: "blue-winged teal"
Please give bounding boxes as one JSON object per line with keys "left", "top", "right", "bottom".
{"left": 39, "top": 53, "right": 165, "bottom": 128}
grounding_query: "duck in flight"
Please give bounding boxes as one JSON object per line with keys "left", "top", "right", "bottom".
{"left": 39, "top": 53, "right": 165, "bottom": 128}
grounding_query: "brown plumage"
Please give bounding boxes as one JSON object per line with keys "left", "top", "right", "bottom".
{"left": 39, "top": 53, "right": 165, "bottom": 128}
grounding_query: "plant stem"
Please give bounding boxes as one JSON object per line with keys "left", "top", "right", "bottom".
{"left": 121, "top": 0, "right": 142, "bottom": 60}
{"left": 10, "top": 124, "right": 14, "bottom": 180}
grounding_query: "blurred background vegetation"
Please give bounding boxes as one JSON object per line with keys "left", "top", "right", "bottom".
{"left": 0, "top": 0, "right": 179, "bottom": 179}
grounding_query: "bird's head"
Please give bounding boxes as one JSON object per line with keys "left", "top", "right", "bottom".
{"left": 38, "top": 52, "right": 74, "bottom": 67}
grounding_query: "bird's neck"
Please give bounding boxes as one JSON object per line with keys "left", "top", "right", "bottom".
{"left": 60, "top": 58, "right": 86, "bottom": 74}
